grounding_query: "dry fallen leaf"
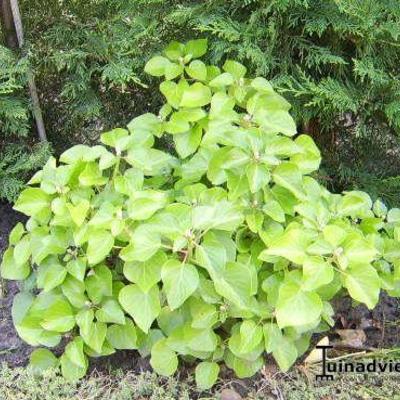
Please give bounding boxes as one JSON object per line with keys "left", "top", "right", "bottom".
{"left": 220, "top": 388, "right": 243, "bottom": 400}
{"left": 335, "top": 329, "right": 366, "bottom": 348}
{"left": 304, "top": 336, "right": 329, "bottom": 364}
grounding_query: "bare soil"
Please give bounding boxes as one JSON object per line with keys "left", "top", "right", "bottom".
{"left": 0, "top": 202, "right": 31, "bottom": 366}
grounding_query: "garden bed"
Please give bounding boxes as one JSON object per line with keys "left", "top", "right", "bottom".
{"left": 1, "top": 201, "right": 400, "bottom": 393}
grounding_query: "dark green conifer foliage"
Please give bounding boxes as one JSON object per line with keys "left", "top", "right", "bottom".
{"left": 0, "top": 45, "right": 50, "bottom": 201}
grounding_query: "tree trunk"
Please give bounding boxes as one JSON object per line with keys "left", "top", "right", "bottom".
{"left": 0, "top": 0, "right": 18, "bottom": 49}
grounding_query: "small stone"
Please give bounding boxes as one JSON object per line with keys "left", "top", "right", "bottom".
{"left": 220, "top": 388, "right": 242, "bottom": 400}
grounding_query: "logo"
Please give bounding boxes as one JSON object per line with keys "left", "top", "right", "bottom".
{"left": 315, "top": 344, "right": 400, "bottom": 381}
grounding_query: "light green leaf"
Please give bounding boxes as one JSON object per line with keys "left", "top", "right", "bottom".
{"left": 273, "top": 163, "right": 306, "bottom": 200}
{"left": 99, "top": 151, "right": 117, "bottom": 170}
{"left": 100, "top": 128, "right": 128, "bottom": 148}
{"left": 342, "top": 237, "right": 378, "bottom": 267}
{"left": 59, "top": 144, "right": 89, "bottom": 164}
{"left": 96, "top": 299, "right": 126, "bottom": 325}
{"left": 184, "top": 39, "right": 208, "bottom": 58}
{"left": 164, "top": 62, "right": 184, "bottom": 80}
{"left": 61, "top": 337, "right": 88, "bottom": 380}
{"left": 174, "top": 125, "right": 202, "bottom": 158}
{"left": 106, "top": 318, "right": 138, "bottom": 349}
{"left": 262, "top": 200, "right": 285, "bottom": 223}
{"left": 263, "top": 322, "right": 282, "bottom": 353}
{"left": 173, "top": 108, "right": 206, "bottom": 122}
{"left": 64, "top": 337, "right": 86, "bottom": 369}
{"left": 60, "top": 351, "right": 87, "bottom": 381}
{"left": 164, "top": 41, "right": 185, "bottom": 60}
{"left": 239, "top": 320, "right": 263, "bottom": 353}
{"left": 66, "top": 257, "right": 87, "bottom": 282}
{"left": 189, "top": 297, "right": 219, "bottom": 329}
{"left": 192, "top": 201, "right": 243, "bottom": 232}
{"left": 185, "top": 60, "right": 207, "bottom": 80}
{"left": 12, "top": 292, "right": 61, "bottom": 347}
{"left": 195, "top": 361, "right": 219, "bottom": 390}
{"left": 120, "top": 226, "right": 161, "bottom": 262}
{"left": 125, "top": 147, "right": 173, "bottom": 176}
{"left": 166, "top": 323, "right": 217, "bottom": 355}
{"left": 373, "top": 199, "right": 387, "bottom": 218}
{"left": 37, "top": 257, "right": 67, "bottom": 292}
{"left": 195, "top": 232, "right": 227, "bottom": 276}
{"left": 225, "top": 351, "right": 263, "bottom": 378}
{"left": 276, "top": 280, "right": 323, "bottom": 328}
{"left": 123, "top": 251, "right": 166, "bottom": 292}
{"left": 85, "top": 264, "right": 113, "bottom": 304}
{"left": 388, "top": 208, "right": 400, "bottom": 223}
{"left": 302, "top": 256, "right": 334, "bottom": 291}
{"left": 114, "top": 168, "right": 144, "bottom": 195}
{"left": 0, "top": 247, "right": 30, "bottom": 280}
{"left": 209, "top": 72, "right": 234, "bottom": 87}
{"left": 344, "top": 263, "right": 381, "bottom": 309}
{"left": 144, "top": 55, "right": 171, "bottom": 77}
{"left": 86, "top": 230, "right": 114, "bottom": 265}
{"left": 272, "top": 336, "right": 298, "bottom": 372}
{"left": 79, "top": 162, "right": 108, "bottom": 186}
{"left": 265, "top": 110, "right": 296, "bottom": 136}
{"left": 31, "top": 227, "right": 68, "bottom": 264}
{"left": 119, "top": 284, "right": 161, "bottom": 333}
{"left": 9, "top": 223, "right": 25, "bottom": 245}
{"left": 150, "top": 339, "right": 178, "bottom": 376}
{"left": 75, "top": 308, "right": 93, "bottom": 334}
{"left": 161, "top": 259, "right": 199, "bottom": 309}
{"left": 127, "top": 113, "right": 163, "bottom": 140}
{"left": 128, "top": 190, "right": 167, "bottom": 220}
{"left": 307, "top": 238, "right": 334, "bottom": 255}
{"left": 61, "top": 275, "right": 87, "bottom": 308}
{"left": 160, "top": 81, "right": 183, "bottom": 108}
{"left": 165, "top": 113, "right": 190, "bottom": 134}
{"left": 82, "top": 321, "right": 107, "bottom": 353}
{"left": 213, "top": 261, "right": 257, "bottom": 309}
{"left": 291, "top": 135, "right": 321, "bottom": 174}
{"left": 251, "top": 77, "right": 274, "bottom": 93}
{"left": 180, "top": 83, "right": 212, "bottom": 108}
{"left": 67, "top": 200, "right": 90, "bottom": 226}
{"left": 14, "top": 235, "right": 31, "bottom": 268}
{"left": 14, "top": 188, "right": 51, "bottom": 217}
{"left": 223, "top": 60, "right": 247, "bottom": 79}
{"left": 337, "top": 191, "right": 372, "bottom": 217}
{"left": 323, "top": 224, "right": 347, "bottom": 247}
{"left": 40, "top": 297, "right": 75, "bottom": 333}
{"left": 29, "top": 348, "right": 58, "bottom": 374}
{"left": 260, "top": 228, "right": 312, "bottom": 265}
{"left": 246, "top": 163, "right": 270, "bottom": 193}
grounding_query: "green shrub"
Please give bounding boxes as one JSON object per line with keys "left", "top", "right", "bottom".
{"left": 0, "top": 45, "right": 50, "bottom": 202}
{"left": 2, "top": 39, "right": 400, "bottom": 388}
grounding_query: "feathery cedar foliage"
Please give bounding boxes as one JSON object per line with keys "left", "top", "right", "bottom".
{"left": 0, "top": 46, "right": 50, "bottom": 202}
